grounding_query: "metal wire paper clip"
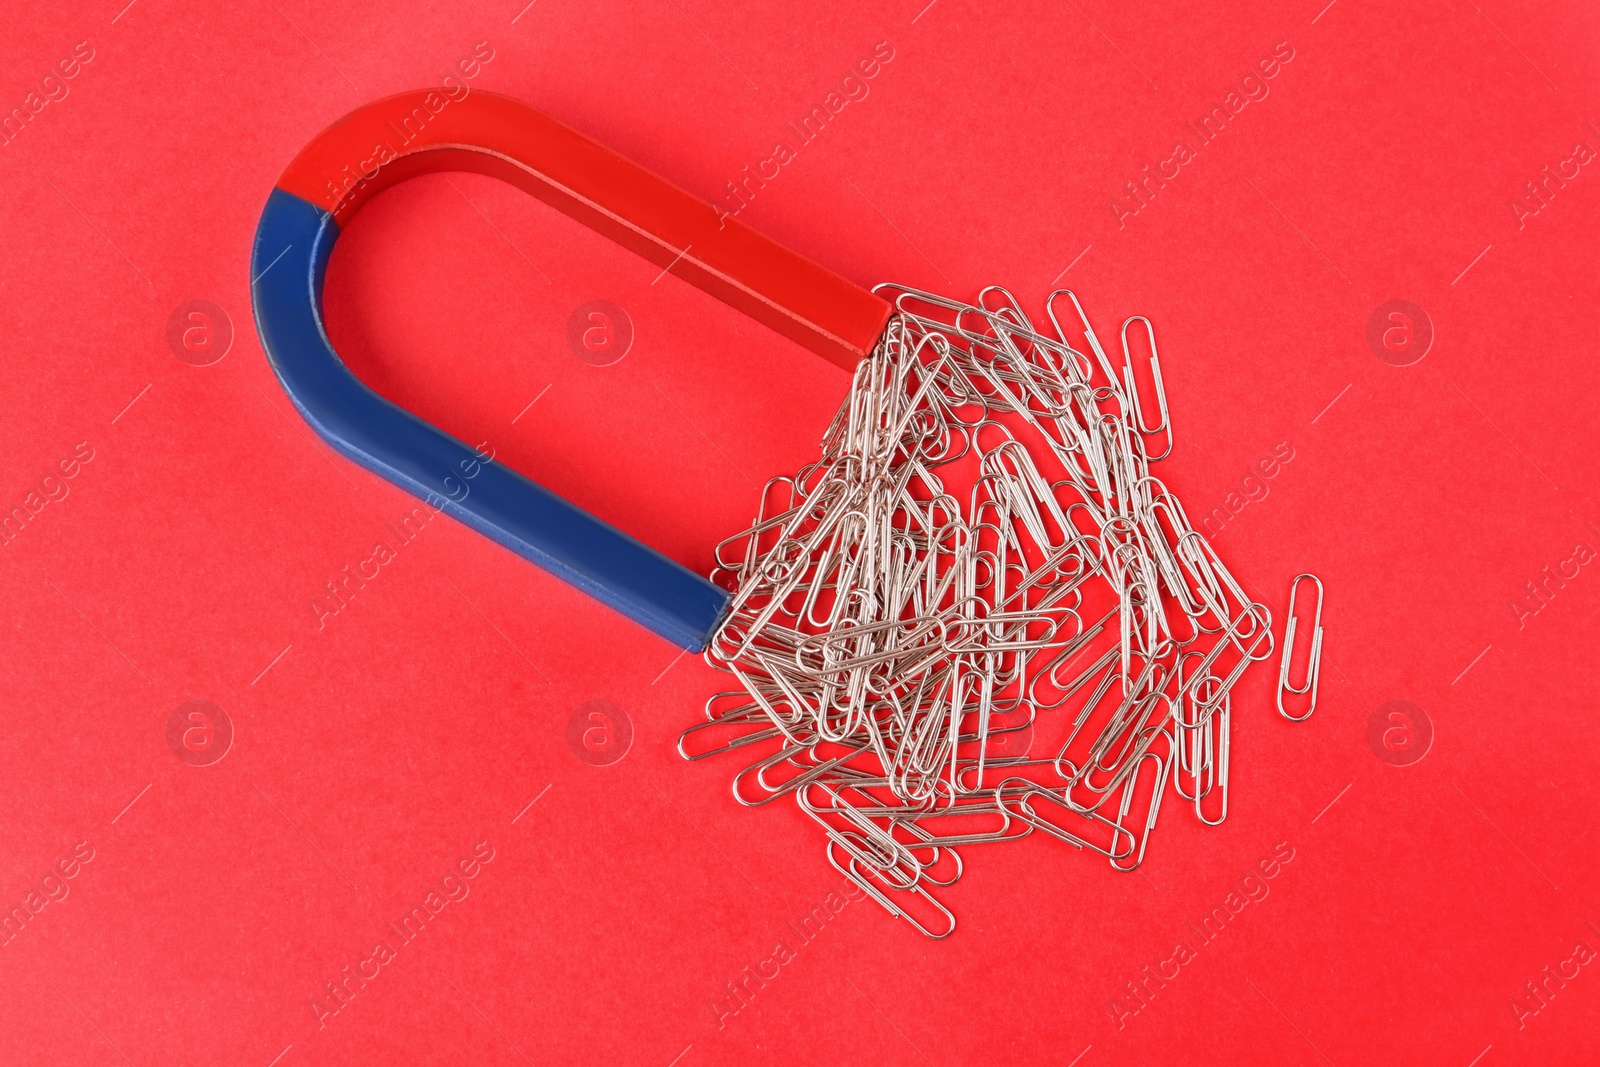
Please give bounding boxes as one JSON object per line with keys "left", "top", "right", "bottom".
{"left": 1277, "top": 573, "right": 1324, "bottom": 722}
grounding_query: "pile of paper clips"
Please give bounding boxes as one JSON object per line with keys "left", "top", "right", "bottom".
{"left": 679, "top": 285, "right": 1325, "bottom": 938}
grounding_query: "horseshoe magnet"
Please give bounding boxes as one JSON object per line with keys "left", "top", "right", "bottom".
{"left": 251, "top": 89, "right": 892, "bottom": 651}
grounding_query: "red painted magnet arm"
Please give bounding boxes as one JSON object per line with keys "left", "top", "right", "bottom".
{"left": 276, "top": 88, "right": 891, "bottom": 369}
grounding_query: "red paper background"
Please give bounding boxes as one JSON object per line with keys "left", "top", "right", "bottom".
{"left": 2, "top": 1, "right": 1597, "bottom": 1064}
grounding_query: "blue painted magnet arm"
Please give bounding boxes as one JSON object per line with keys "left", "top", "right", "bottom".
{"left": 250, "top": 188, "right": 731, "bottom": 651}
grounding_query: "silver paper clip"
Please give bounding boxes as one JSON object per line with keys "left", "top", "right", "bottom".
{"left": 1277, "top": 573, "right": 1324, "bottom": 722}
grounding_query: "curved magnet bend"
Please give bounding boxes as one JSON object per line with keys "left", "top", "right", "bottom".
{"left": 251, "top": 88, "right": 891, "bottom": 651}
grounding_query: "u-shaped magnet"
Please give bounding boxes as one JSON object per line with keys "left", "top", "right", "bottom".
{"left": 251, "top": 89, "right": 892, "bottom": 651}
